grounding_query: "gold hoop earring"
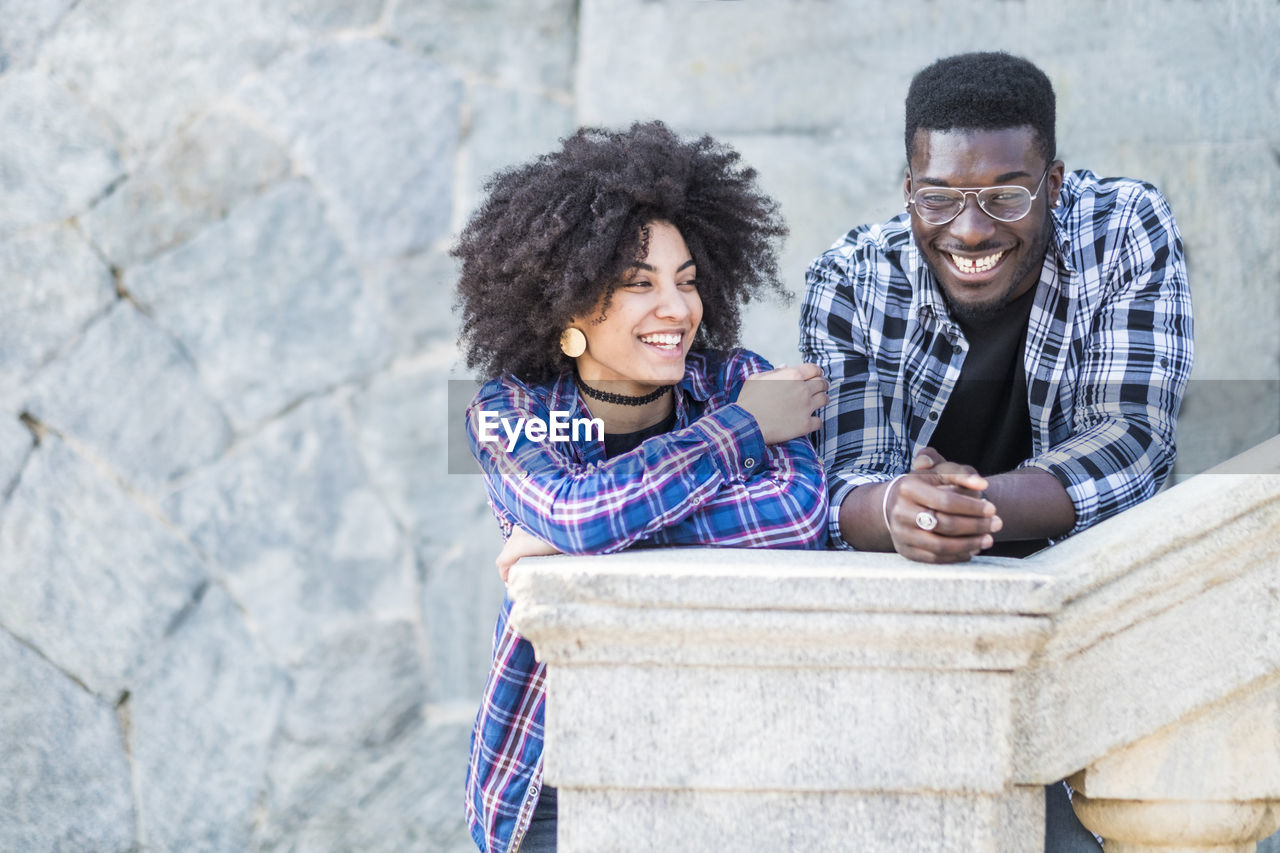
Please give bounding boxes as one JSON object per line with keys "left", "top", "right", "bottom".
{"left": 560, "top": 327, "right": 586, "bottom": 358}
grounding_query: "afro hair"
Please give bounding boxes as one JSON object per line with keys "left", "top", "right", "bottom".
{"left": 453, "top": 121, "right": 788, "bottom": 381}
{"left": 905, "top": 52, "right": 1056, "bottom": 164}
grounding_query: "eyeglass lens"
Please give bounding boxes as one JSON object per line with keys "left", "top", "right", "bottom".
{"left": 913, "top": 187, "right": 1032, "bottom": 224}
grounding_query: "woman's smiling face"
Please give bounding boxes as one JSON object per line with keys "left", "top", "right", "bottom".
{"left": 570, "top": 220, "right": 702, "bottom": 395}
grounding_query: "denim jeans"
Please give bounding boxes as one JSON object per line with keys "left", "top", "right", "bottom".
{"left": 1045, "top": 781, "right": 1103, "bottom": 852}
{"left": 518, "top": 785, "right": 557, "bottom": 853}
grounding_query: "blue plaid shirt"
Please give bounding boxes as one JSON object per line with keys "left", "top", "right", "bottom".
{"left": 800, "top": 170, "right": 1194, "bottom": 547}
{"left": 464, "top": 348, "right": 827, "bottom": 852}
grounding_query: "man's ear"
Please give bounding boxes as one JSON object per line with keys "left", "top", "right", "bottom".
{"left": 1049, "top": 160, "right": 1066, "bottom": 208}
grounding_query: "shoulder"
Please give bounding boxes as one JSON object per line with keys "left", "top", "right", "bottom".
{"left": 683, "top": 348, "right": 771, "bottom": 398}
{"left": 466, "top": 373, "right": 562, "bottom": 425}
{"left": 805, "top": 214, "right": 916, "bottom": 317}
{"left": 1058, "top": 170, "right": 1177, "bottom": 231}
{"left": 808, "top": 214, "right": 914, "bottom": 278}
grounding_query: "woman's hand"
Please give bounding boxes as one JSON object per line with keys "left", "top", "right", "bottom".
{"left": 736, "top": 363, "right": 828, "bottom": 445}
{"left": 496, "top": 527, "right": 562, "bottom": 583}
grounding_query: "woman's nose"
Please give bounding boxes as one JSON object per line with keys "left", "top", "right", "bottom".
{"left": 655, "top": 282, "right": 692, "bottom": 319}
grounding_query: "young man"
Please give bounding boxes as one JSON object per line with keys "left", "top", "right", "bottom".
{"left": 799, "top": 52, "right": 1195, "bottom": 850}
{"left": 801, "top": 51, "right": 1193, "bottom": 563}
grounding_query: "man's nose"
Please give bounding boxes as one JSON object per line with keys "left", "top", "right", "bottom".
{"left": 948, "top": 195, "right": 998, "bottom": 246}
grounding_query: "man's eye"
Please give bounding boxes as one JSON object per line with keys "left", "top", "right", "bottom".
{"left": 917, "top": 192, "right": 957, "bottom": 207}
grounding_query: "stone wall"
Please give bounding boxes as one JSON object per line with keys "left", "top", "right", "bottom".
{"left": 1, "top": 1, "right": 1275, "bottom": 851}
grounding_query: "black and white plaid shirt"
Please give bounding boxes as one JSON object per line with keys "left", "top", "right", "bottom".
{"left": 800, "top": 170, "right": 1194, "bottom": 548}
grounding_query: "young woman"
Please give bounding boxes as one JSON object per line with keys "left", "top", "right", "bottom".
{"left": 456, "top": 121, "right": 828, "bottom": 853}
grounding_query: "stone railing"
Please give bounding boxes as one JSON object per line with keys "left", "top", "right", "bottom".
{"left": 508, "top": 435, "right": 1280, "bottom": 852}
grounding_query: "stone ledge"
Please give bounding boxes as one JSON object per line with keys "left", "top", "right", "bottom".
{"left": 510, "top": 546, "right": 1063, "bottom": 615}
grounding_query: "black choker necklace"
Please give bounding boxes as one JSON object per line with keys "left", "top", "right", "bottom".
{"left": 576, "top": 375, "right": 672, "bottom": 406}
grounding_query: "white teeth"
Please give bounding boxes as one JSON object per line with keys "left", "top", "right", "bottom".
{"left": 949, "top": 251, "right": 1005, "bottom": 274}
{"left": 640, "top": 333, "right": 682, "bottom": 347}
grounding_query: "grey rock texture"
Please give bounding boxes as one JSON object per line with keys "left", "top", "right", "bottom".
{"left": 279, "top": 619, "right": 427, "bottom": 747}
{"left": 23, "top": 301, "right": 234, "bottom": 495}
{"left": 390, "top": 0, "right": 578, "bottom": 91}
{"left": 1, "top": 1, "right": 1275, "bottom": 850}
{"left": 286, "top": 0, "right": 383, "bottom": 31}
{"left": 0, "top": 0, "right": 74, "bottom": 73}
{"left": 0, "top": 71, "right": 122, "bottom": 230}
{"left": 0, "top": 225, "right": 115, "bottom": 405}
{"left": 80, "top": 109, "right": 292, "bottom": 268}
{"left": 0, "top": 435, "right": 208, "bottom": 698}
{"left": 129, "top": 585, "right": 287, "bottom": 852}
{"left": 461, "top": 84, "right": 576, "bottom": 217}
{"left": 0, "top": 630, "right": 134, "bottom": 853}
{"left": 40, "top": 0, "right": 289, "bottom": 162}
{"left": 127, "top": 179, "right": 390, "bottom": 428}
{"left": 258, "top": 712, "right": 475, "bottom": 852}
{"left": 166, "top": 396, "right": 416, "bottom": 659}
{"left": 239, "top": 40, "right": 462, "bottom": 262}
{"left": 0, "top": 415, "right": 33, "bottom": 500}
{"left": 367, "top": 249, "right": 463, "bottom": 355}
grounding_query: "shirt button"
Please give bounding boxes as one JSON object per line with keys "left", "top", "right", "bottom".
{"left": 928, "top": 411, "right": 939, "bottom": 422}
{"left": 1160, "top": 357, "right": 1169, "bottom": 368}
{"left": 952, "top": 344, "right": 963, "bottom": 354}
{"left": 744, "top": 457, "right": 756, "bottom": 468}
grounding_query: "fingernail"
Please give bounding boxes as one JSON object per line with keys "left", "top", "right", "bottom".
{"left": 982, "top": 535, "right": 993, "bottom": 549}
{"left": 991, "top": 516, "right": 1003, "bottom": 532}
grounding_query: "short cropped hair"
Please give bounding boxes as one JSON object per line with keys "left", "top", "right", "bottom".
{"left": 453, "top": 121, "right": 788, "bottom": 382}
{"left": 904, "top": 52, "right": 1056, "bottom": 163}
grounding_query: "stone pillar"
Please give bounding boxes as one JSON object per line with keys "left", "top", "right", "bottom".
{"left": 508, "top": 548, "right": 1059, "bottom": 853}
{"left": 507, "top": 437, "right": 1280, "bottom": 852}
{"left": 1068, "top": 678, "right": 1280, "bottom": 852}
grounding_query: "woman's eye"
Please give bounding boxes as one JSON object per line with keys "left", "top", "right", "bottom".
{"left": 624, "top": 280, "right": 651, "bottom": 290}
{"left": 679, "top": 279, "right": 698, "bottom": 289}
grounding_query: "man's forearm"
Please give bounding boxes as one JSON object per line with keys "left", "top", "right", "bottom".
{"left": 837, "top": 479, "right": 896, "bottom": 551}
{"left": 984, "top": 467, "right": 1076, "bottom": 541}
{"left": 837, "top": 464, "right": 1073, "bottom": 554}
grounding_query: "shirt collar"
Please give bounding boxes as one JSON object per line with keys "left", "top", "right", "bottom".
{"left": 906, "top": 210, "right": 1078, "bottom": 330}
{"left": 677, "top": 352, "right": 714, "bottom": 403}
{"left": 551, "top": 353, "right": 713, "bottom": 417}
{"left": 1049, "top": 204, "right": 1076, "bottom": 276}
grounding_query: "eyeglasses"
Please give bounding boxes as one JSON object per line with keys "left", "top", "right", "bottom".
{"left": 905, "top": 164, "right": 1051, "bottom": 226}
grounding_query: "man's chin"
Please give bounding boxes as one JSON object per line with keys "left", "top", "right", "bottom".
{"left": 933, "top": 276, "right": 1015, "bottom": 324}
{"left": 943, "top": 290, "right": 1010, "bottom": 324}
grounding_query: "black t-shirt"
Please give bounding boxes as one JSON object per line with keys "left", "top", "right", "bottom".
{"left": 930, "top": 285, "right": 1046, "bottom": 558}
{"left": 603, "top": 408, "right": 678, "bottom": 459}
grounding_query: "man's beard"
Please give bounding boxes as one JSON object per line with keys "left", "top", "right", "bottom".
{"left": 933, "top": 216, "right": 1053, "bottom": 326}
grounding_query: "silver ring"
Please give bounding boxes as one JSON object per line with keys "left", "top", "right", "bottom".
{"left": 915, "top": 511, "right": 938, "bottom": 531}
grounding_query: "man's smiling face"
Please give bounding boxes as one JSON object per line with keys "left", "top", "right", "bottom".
{"left": 905, "top": 126, "right": 1063, "bottom": 323}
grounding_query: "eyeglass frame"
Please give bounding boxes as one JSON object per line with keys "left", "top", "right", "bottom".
{"left": 904, "top": 163, "right": 1053, "bottom": 226}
